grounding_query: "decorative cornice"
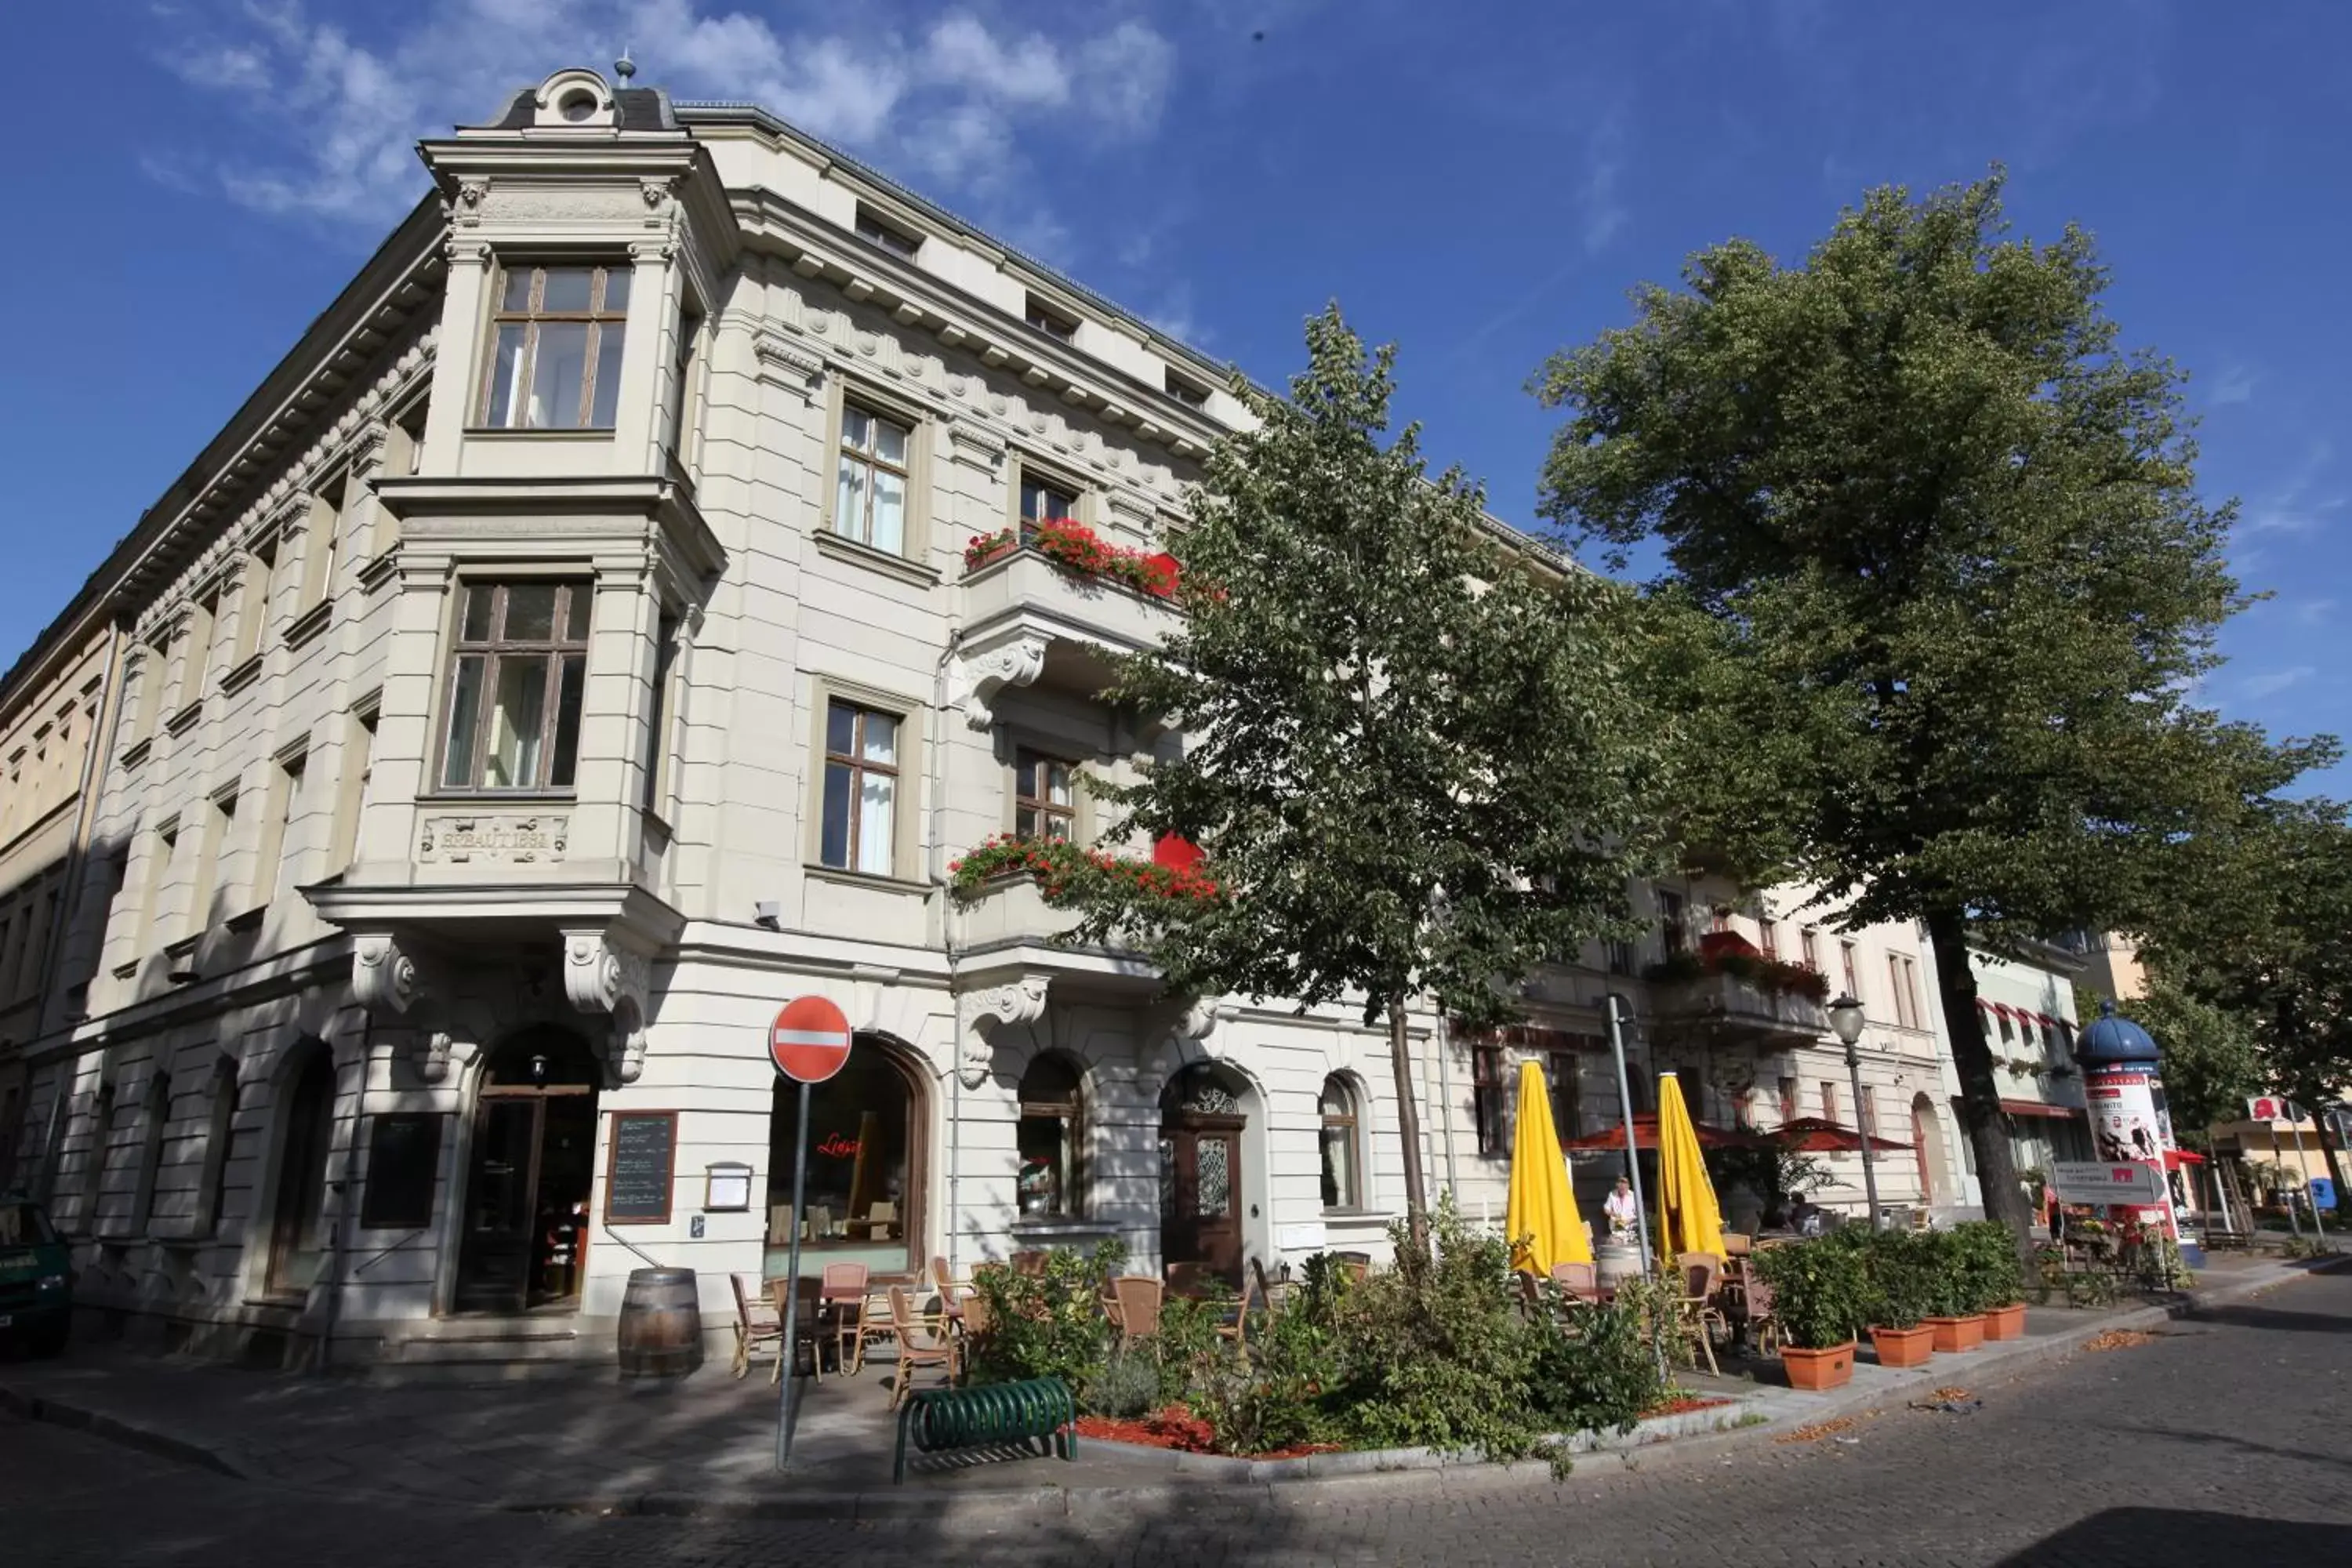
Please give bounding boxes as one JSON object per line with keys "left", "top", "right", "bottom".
{"left": 751, "top": 332, "right": 826, "bottom": 396}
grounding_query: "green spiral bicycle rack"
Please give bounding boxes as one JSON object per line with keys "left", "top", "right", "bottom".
{"left": 892, "top": 1376, "right": 1076, "bottom": 1483}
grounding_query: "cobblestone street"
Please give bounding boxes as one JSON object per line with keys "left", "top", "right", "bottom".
{"left": 7, "top": 1266, "right": 2349, "bottom": 1567}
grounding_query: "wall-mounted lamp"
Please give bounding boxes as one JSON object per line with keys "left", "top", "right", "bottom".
{"left": 704, "top": 1160, "right": 753, "bottom": 1213}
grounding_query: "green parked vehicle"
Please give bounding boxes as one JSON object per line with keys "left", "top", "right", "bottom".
{"left": 0, "top": 1196, "right": 71, "bottom": 1356}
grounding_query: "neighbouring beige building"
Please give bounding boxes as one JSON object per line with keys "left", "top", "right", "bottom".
{"left": 5, "top": 66, "right": 1982, "bottom": 1370}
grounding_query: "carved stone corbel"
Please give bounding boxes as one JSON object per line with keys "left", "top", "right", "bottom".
{"left": 352, "top": 932, "right": 423, "bottom": 1015}
{"left": 953, "top": 975, "right": 1051, "bottom": 1088}
{"left": 561, "top": 927, "right": 656, "bottom": 1085}
{"left": 948, "top": 633, "right": 1049, "bottom": 730}
{"left": 1143, "top": 995, "right": 1235, "bottom": 1082}
{"left": 414, "top": 1030, "right": 481, "bottom": 1086}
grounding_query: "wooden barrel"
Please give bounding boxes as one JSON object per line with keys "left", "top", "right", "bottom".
{"left": 1595, "top": 1239, "right": 1642, "bottom": 1293}
{"left": 615, "top": 1267, "right": 703, "bottom": 1377}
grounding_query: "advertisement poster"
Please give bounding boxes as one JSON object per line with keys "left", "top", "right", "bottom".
{"left": 2083, "top": 1069, "right": 2179, "bottom": 1236}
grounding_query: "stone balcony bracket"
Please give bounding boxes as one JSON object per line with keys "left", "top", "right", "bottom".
{"left": 562, "top": 926, "right": 659, "bottom": 1087}
{"left": 948, "top": 630, "right": 1049, "bottom": 730}
{"left": 953, "top": 973, "right": 1052, "bottom": 1088}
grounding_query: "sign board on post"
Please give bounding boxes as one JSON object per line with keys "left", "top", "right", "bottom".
{"left": 2049, "top": 1160, "right": 2166, "bottom": 1207}
{"left": 770, "top": 996, "right": 852, "bottom": 1472}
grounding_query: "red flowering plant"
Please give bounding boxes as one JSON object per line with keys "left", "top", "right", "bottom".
{"left": 949, "top": 833, "right": 1220, "bottom": 905}
{"left": 964, "top": 528, "right": 1018, "bottom": 572}
{"left": 960, "top": 517, "right": 1183, "bottom": 601}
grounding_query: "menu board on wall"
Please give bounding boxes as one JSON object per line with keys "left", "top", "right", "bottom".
{"left": 604, "top": 1111, "right": 678, "bottom": 1225}
{"left": 359, "top": 1112, "right": 443, "bottom": 1230}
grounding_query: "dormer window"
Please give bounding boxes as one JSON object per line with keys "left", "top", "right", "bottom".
{"left": 1025, "top": 295, "right": 1077, "bottom": 344}
{"left": 1165, "top": 368, "right": 1210, "bottom": 411}
{"left": 479, "top": 264, "right": 631, "bottom": 430}
{"left": 558, "top": 89, "right": 599, "bottom": 122}
{"left": 855, "top": 206, "right": 922, "bottom": 260}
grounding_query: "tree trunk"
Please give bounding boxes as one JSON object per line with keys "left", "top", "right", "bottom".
{"left": 1924, "top": 908, "right": 2034, "bottom": 1237}
{"left": 1387, "top": 993, "right": 1431, "bottom": 1258}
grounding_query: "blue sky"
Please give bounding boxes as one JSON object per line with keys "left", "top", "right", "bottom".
{"left": 8, "top": 2, "right": 2349, "bottom": 788}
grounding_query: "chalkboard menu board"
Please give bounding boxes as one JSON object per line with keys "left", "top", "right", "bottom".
{"left": 604, "top": 1111, "right": 678, "bottom": 1224}
{"left": 359, "top": 1112, "right": 443, "bottom": 1230}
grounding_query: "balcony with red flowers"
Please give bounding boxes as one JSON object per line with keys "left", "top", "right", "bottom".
{"left": 948, "top": 519, "right": 1182, "bottom": 731}
{"left": 1644, "top": 931, "right": 1831, "bottom": 1048}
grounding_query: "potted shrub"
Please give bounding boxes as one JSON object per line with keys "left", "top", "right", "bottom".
{"left": 1915, "top": 1229, "right": 1986, "bottom": 1352}
{"left": 1955, "top": 1220, "right": 2028, "bottom": 1340}
{"left": 1753, "top": 1236, "right": 1864, "bottom": 1391}
{"left": 1862, "top": 1230, "right": 1936, "bottom": 1369}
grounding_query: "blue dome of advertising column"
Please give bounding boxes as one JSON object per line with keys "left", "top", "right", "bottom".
{"left": 2076, "top": 999, "right": 2161, "bottom": 1066}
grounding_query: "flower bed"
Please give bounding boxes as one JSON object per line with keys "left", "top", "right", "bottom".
{"left": 1074, "top": 1406, "right": 1340, "bottom": 1460}
{"left": 1639, "top": 1394, "right": 1733, "bottom": 1419}
{"left": 962, "top": 519, "right": 1181, "bottom": 598}
{"left": 949, "top": 833, "right": 1218, "bottom": 903}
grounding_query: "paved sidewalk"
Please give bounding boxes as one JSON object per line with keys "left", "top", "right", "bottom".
{"left": 0, "top": 1252, "right": 2328, "bottom": 1521}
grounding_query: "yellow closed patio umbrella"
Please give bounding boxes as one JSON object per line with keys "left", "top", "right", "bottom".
{"left": 1507, "top": 1058, "right": 1592, "bottom": 1275}
{"left": 1654, "top": 1072, "right": 1726, "bottom": 1265}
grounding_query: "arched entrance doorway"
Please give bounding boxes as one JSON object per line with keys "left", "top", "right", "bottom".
{"left": 1911, "top": 1093, "right": 1948, "bottom": 1204}
{"left": 455, "top": 1026, "right": 601, "bottom": 1313}
{"left": 1160, "top": 1063, "right": 1249, "bottom": 1287}
{"left": 264, "top": 1045, "right": 338, "bottom": 1299}
{"left": 767, "top": 1033, "right": 925, "bottom": 1276}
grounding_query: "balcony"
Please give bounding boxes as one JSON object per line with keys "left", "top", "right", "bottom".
{"left": 949, "top": 539, "right": 1181, "bottom": 729}
{"left": 950, "top": 871, "right": 1159, "bottom": 996}
{"left": 1646, "top": 968, "right": 1828, "bottom": 1047}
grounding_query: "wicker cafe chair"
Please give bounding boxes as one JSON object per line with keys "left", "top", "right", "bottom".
{"left": 730, "top": 1273, "right": 784, "bottom": 1384}
{"left": 1109, "top": 1276, "right": 1165, "bottom": 1351}
{"left": 1741, "top": 1272, "right": 1782, "bottom": 1356}
{"left": 929, "top": 1254, "right": 967, "bottom": 1334}
{"left": 1675, "top": 1251, "right": 1727, "bottom": 1376}
{"left": 886, "top": 1283, "right": 959, "bottom": 1409}
{"left": 1549, "top": 1261, "right": 1602, "bottom": 1304}
{"left": 816, "top": 1261, "right": 871, "bottom": 1380}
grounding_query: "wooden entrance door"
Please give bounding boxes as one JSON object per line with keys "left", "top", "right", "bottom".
{"left": 454, "top": 1030, "right": 600, "bottom": 1314}
{"left": 1159, "top": 1065, "right": 1247, "bottom": 1286}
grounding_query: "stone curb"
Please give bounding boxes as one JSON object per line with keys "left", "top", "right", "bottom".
{"left": 5, "top": 1256, "right": 2334, "bottom": 1525}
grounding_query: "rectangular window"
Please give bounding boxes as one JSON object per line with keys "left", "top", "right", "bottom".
{"left": 138, "top": 822, "right": 179, "bottom": 953}
{"left": 1020, "top": 474, "right": 1077, "bottom": 528}
{"left": 1900, "top": 957, "right": 1923, "bottom": 1029}
{"left": 1820, "top": 1081, "right": 1839, "bottom": 1126}
{"left": 253, "top": 753, "right": 305, "bottom": 910}
{"left": 820, "top": 700, "right": 898, "bottom": 876}
{"left": 233, "top": 541, "right": 276, "bottom": 664}
{"left": 664, "top": 313, "right": 702, "bottom": 466}
{"left": 1860, "top": 1087, "right": 1879, "bottom": 1138}
{"left": 298, "top": 481, "right": 343, "bottom": 615}
{"left": 1778, "top": 1076, "right": 1798, "bottom": 1126}
{"left": 1025, "top": 295, "right": 1077, "bottom": 343}
{"left": 189, "top": 792, "right": 235, "bottom": 938}
{"left": 1758, "top": 918, "right": 1778, "bottom": 960}
{"left": 1014, "top": 750, "right": 1075, "bottom": 841}
{"left": 1800, "top": 927, "right": 1821, "bottom": 973}
{"left": 1472, "top": 1044, "right": 1507, "bottom": 1157}
{"left": 1887, "top": 956, "right": 1911, "bottom": 1029}
{"left": 1164, "top": 368, "right": 1210, "bottom": 410}
{"left": 833, "top": 405, "right": 911, "bottom": 554}
{"left": 1544, "top": 1053, "right": 1581, "bottom": 1139}
{"left": 641, "top": 615, "right": 680, "bottom": 815}
{"left": 479, "top": 263, "right": 631, "bottom": 430}
{"left": 438, "top": 580, "right": 591, "bottom": 792}
{"left": 1606, "top": 938, "right": 1635, "bottom": 976}
{"left": 1658, "top": 890, "right": 1686, "bottom": 956}
{"left": 855, "top": 206, "right": 921, "bottom": 258}
{"left": 1839, "top": 940, "right": 1860, "bottom": 1000}
{"left": 330, "top": 711, "right": 376, "bottom": 871}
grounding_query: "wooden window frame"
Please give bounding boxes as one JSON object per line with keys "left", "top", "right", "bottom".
{"left": 1820, "top": 1080, "right": 1840, "bottom": 1125}
{"left": 1318, "top": 1073, "right": 1363, "bottom": 1211}
{"left": 1658, "top": 889, "right": 1686, "bottom": 956}
{"left": 435, "top": 579, "right": 592, "bottom": 795}
{"left": 1471, "top": 1044, "right": 1507, "bottom": 1157}
{"left": 1014, "top": 747, "right": 1077, "bottom": 842}
{"left": 1777, "top": 1076, "right": 1799, "bottom": 1126}
{"left": 1017, "top": 1054, "right": 1085, "bottom": 1220}
{"left": 820, "top": 699, "right": 901, "bottom": 877}
{"left": 475, "top": 263, "right": 632, "bottom": 431}
{"left": 833, "top": 402, "right": 914, "bottom": 551}
{"left": 854, "top": 205, "right": 922, "bottom": 258}
{"left": 1025, "top": 294, "right": 1078, "bottom": 343}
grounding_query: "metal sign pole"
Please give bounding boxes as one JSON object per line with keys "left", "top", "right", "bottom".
{"left": 775, "top": 1078, "right": 812, "bottom": 1471}
{"left": 2288, "top": 1103, "right": 2330, "bottom": 1250}
{"left": 1605, "top": 995, "right": 1654, "bottom": 1277}
{"left": 1845, "top": 1040, "right": 1882, "bottom": 1230}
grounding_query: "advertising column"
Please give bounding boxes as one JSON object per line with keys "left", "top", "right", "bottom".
{"left": 2074, "top": 1001, "right": 2181, "bottom": 1241}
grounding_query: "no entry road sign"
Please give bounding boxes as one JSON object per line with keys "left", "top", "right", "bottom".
{"left": 769, "top": 996, "right": 852, "bottom": 1083}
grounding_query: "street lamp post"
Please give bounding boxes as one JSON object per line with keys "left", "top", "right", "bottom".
{"left": 1828, "top": 993, "right": 1880, "bottom": 1231}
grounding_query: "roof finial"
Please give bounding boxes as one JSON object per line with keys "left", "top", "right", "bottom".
{"left": 615, "top": 48, "right": 637, "bottom": 85}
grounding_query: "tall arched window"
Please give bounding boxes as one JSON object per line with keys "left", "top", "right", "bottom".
{"left": 82, "top": 1080, "right": 116, "bottom": 1229}
{"left": 768, "top": 1033, "right": 924, "bottom": 1273}
{"left": 132, "top": 1071, "right": 172, "bottom": 1232}
{"left": 1017, "top": 1054, "right": 1084, "bottom": 1218}
{"left": 199, "top": 1060, "right": 241, "bottom": 1235}
{"left": 264, "top": 1047, "right": 338, "bottom": 1299}
{"left": 1318, "top": 1074, "right": 1363, "bottom": 1211}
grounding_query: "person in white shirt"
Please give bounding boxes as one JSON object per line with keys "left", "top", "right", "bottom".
{"left": 1603, "top": 1175, "right": 1639, "bottom": 1236}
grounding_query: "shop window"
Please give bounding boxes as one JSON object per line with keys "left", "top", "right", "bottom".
{"left": 768, "top": 1039, "right": 920, "bottom": 1272}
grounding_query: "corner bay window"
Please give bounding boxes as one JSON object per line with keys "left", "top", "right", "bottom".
{"left": 1017, "top": 1054, "right": 1083, "bottom": 1218}
{"left": 481, "top": 264, "right": 630, "bottom": 430}
{"left": 1014, "top": 750, "right": 1074, "bottom": 841}
{"left": 1319, "top": 1074, "right": 1362, "bottom": 1210}
{"left": 440, "top": 581, "right": 590, "bottom": 792}
{"left": 820, "top": 699, "right": 898, "bottom": 875}
{"left": 835, "top": 405, "right": 910, "bottom": 553}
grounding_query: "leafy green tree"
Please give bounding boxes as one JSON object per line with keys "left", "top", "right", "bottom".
{"left": 1534, "top": 172, "right": 2328, "bottom": 1233}
{"left": 1075, "top": 307, "right": 1671, "bottom": 1252}
{"left": 2114, "top": 973, "right": 2263, "bottom": 1149}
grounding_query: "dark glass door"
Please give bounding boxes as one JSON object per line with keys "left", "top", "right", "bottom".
{"left": 455, "top": 1099, "right": 539, "bottom": 1313}
{"left": 265, "top": 1051, "right": 336, "bottom": 1298}
{"left": 1159, "top": 1119, "right": 1244, "bottom": 1286}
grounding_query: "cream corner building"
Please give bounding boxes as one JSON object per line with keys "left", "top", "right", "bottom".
{"left": 2, "top": 68, "right": 1982, "bottom": 1368}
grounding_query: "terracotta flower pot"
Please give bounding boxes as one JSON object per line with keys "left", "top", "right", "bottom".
{"left": 1981, "top": 1303, "right": 2027, "bottom": 1341}
{"left": 1924, "top": 1313, "right": 1986, "bottom": 1352}
{"left": 1780, "top": 1341, "right": 1857, "bottom": 1391}
{"left": 1869, "top": 1323, "right": 1936, "bottom": 1368}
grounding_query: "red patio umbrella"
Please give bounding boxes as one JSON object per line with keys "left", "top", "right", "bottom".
{"left": 1560, "top": 1112, "right": 1763, "bottom": 1152}
{"left": 1771, "top": 1116, "right": 1913, "bottom": 1153}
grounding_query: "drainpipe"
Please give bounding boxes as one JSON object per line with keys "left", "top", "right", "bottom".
{"left": 1435, "top": 1014, "right": 1458, "bottom": 1199}
{"left": 933, "top": 630, "right": 964, "bottom": 1277}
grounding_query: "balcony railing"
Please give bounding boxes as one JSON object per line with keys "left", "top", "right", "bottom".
{"left": 1648, "top": 969, "right": 1828, "bottom": 1045}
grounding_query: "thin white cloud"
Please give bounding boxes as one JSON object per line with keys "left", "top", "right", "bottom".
{"left": 1581, "top": 111, "right": 1628, "bottom": 255}
{"left": 2241, "top": 666, "right": 2315, "bottom": 701}
{"left": 2294, "top": 597, "right": 2339, "bottom": 626}
{"left": 2238, "top": 439, "right": 2340, "bottom": 538}
{"left": 2208, "top": 363, "right": 2256, "bottom": 406}
{"left": 147, "top": 0, "right": 1176, "bottom": 251}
